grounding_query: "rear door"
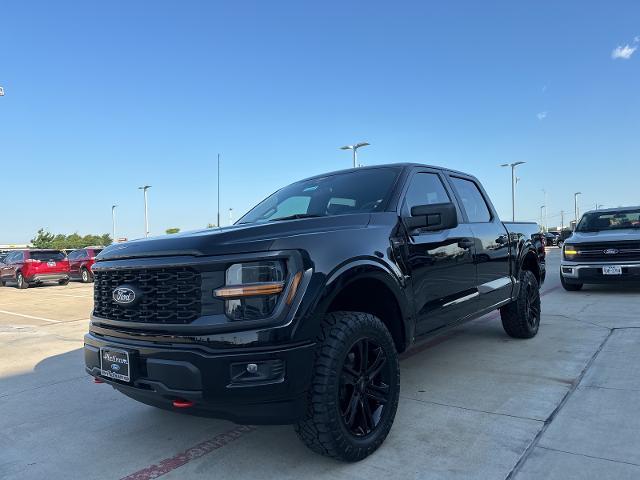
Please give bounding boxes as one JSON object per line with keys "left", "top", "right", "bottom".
{"left": 68, "top": 250, "right": 81, "bottom": 276}
{"left": 447, "top": 175, "right": 512, "bottom": 312}
{"left": 401, "top": 169, "right": 478, "bottom": 335}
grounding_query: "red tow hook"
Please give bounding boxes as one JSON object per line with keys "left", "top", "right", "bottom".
{"left": 172, "top": 399, "right": 194, "bottom": 409}
{"left": 93, "top": 377, "right": 104, "bottom": 384}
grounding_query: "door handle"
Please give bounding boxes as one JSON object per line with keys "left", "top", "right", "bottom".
{"left": 458, "top": 239, "right": 474, "bottom": 249}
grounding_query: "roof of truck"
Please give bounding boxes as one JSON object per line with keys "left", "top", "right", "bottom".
{"left": 298, "top": 163, "right": 473, "bottom": 183}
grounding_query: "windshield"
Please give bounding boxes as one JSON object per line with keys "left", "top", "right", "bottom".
{"left": 576, "top": 209, "right": 640, "bottom": 232}
{"left": 238, "top": 167, "right": 401, "bottom": 225}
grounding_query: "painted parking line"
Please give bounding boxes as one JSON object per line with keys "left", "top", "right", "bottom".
{"left": 0, "top": 309, "right": 61, "bottom": 323}
{"left": 120, "top": 425, "right": 256, "bottom": 480}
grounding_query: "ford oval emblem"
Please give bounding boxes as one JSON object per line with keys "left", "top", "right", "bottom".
{"left": 111, "top": 363, "right": 121, "bottom": 371}
{"left": 603, "top": 248, "right": 619, "bottom": 255}
{"left": 113, "top": 287, "right": 136, "bottom": 305}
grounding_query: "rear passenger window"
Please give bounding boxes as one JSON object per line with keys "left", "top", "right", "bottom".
{"left": 404, "top": 173, "right": 450, "bottom": 213}
{"left": 450, "top": 177, "right": 491, "bottom": 223}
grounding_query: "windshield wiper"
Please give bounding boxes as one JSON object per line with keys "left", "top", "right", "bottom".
{"left": 268, "top": 214, "right": 324, "bottom": 222}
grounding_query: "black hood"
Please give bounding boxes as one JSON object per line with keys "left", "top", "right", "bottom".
{"left": 97, "top": 214, "right": 372, "bottom": 260}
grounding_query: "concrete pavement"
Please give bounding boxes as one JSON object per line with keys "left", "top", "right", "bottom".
{"left": 1, "top": 249, "right": 639, "bottom": 479}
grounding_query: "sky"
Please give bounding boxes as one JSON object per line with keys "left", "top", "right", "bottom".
{"left": 1, "top": 1, "right": 639, "bottom": 243}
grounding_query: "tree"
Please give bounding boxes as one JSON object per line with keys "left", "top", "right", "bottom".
{"left": 31, "top": 229, "right": 55, "bottom": 248}
{"left": 165, "top": 228, "right": 180, "bottom": 235}
{"left": 30, "top": 229, "right": 113, "bottom": 249}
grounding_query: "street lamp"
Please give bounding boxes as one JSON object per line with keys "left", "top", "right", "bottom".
{"left": 540, "top": 205, "right": 546, "bottom": 232}
{"left": 500, "top": 161, "right": 526, "bottom": 221}
{"left": 111, "top": 205, "right": 118, "bottom": 241}
{"left": 340, "top": 142, "right": 370, "bottom": 168}
{"left": 0, "top": 86, "right": 4, "bottom": 96}
{"left": 574, "top": 192, "right": 582, "bottom": 230}
{"left": 138, "top": 185, "right": 152, "bottom": 237}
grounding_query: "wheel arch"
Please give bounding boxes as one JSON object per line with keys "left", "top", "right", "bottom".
{"left": 314, "top": 261, "right": 411, "bottom": 353}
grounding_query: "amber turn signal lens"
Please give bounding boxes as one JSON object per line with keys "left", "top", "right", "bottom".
{"left": 286, "top": 271, "right": 303, "bottom": 305}
{"left": 214, "top": 282, "right": 285, "bottom": 298}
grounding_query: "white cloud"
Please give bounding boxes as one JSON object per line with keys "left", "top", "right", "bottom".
{"left": 536, "top": 111, "right": 547, "bottom": 120}
{"left": 611, "top": 44, "right": 637, "bottom": 60}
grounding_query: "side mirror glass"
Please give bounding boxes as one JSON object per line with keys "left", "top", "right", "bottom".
{"left": 405, "top": 202, "right": 458, "bottom": 232}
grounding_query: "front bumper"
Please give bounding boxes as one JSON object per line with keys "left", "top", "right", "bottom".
{"left": 560, "top": 261, "right": 640, "bottom": 284}
{"left": 84, "top": 332, "right": 315, "bottom": 424}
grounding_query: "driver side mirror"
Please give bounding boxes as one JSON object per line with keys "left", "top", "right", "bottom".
{"left": 405, "top": 202, "right": 458, "bottom": 232}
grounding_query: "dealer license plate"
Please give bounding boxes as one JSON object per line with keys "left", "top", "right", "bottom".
{"left": 602, "top": 265, "right": 622, "bottom": 275}
{"left": 100, "top": 347, "right": 131, "bottom": 382}
{"left": 47, "top": 261, "right": 56, "bottom": 267}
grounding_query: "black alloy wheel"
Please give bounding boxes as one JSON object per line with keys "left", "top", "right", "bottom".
{"left": 500, "top": 269, "right": 540, "bottom": 338}
{"left": 340, "top": 338, "right": 391, "bottom": 437}
{"left": 295, "top": 311, "right": 400, "bottom": 461}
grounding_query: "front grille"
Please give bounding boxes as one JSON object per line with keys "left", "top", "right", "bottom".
{"left": 574, "top": 242, "right": 640, "bottom": 262}
{"left": 93, "top": 267, "right": 202, "bottom": 324}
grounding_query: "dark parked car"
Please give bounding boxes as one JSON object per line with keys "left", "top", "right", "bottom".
{"left": 543, "top": 232, "right": 559, "bottom": 246}
{"left": 84, "top": 164, "right": 545, "bottom": 461}
{"left": 68, "top": 247, "right": 103, "bottom": 283}
{"left": 0, "top": 249, "right": 70, "bottom": 288}
{"left": 561, "top": 206, "right": 640, "bottom": 290}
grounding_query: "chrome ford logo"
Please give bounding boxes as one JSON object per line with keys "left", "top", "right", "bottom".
{"left": 603, "top": 249, "right": 619, "bottom": 255}
{"left": 113, "top": 287, "right": 136, "bottom": 305}
{"left": 111, "top": 363, "right": 121, "bottom": 371}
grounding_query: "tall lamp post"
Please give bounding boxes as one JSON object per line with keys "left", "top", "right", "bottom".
{"left": 217, "top": 153, "right": 221, "bottom": 228}
{"left": 340, "top": 142, "right": 370, "bottom": 168}
{"left": 138, "top": 185, "right": 152, "bottom": 237}
{"left": 111, "top": 204, "right": 118, "bottom": 241}
{"left": 540, "top": 205, "right": 546, "bottom": 232}
{"left": 574, "top": 191, "right": 582, "bottom": 230}
{"left": 500, "top": 161, "right": 526, "bottom": 221}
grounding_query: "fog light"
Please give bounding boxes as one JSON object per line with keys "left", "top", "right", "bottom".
{"left": 230, "top": 360, "right": 285, "bottom": 385}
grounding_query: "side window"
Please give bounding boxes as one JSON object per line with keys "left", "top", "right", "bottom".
{"left": 5, "top": 252, "right": 16, "bottom": 263}
{"left": 404, "top": 173, "right": 450, "bottom": 213}
{"left": 68, "top": 251, "right": 78, "bottom": 260}
{"left": 450, "top": 177, "right": 491, "bottom": 223}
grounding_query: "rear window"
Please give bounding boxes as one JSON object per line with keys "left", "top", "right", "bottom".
{"left": 30, "top": 251, "right": 66, "bottom": 261}
{"left": 90, "top": 249, "right": 103, "bottom": 256}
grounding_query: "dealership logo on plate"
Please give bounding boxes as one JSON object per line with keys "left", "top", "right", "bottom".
{"left": 603, "top": 249, "right": 619, "bottom": 255}
{"left": 113, "top": 287, "right": 137, "bottom": 305}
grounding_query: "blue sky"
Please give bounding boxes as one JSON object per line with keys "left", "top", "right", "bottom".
{"left": 1, "top": 1, "right": 639, "bottom": 242}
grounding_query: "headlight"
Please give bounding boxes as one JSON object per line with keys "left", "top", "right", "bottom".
{"left": 563, "top": 244, "right": 578, "bottom": 259}
{"left": 214, "top": 260, "right": 290, "bottom": 321}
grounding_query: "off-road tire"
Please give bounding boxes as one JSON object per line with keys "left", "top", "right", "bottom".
{"left": 500, "top": 270, "right": 540, "bottom": 338}
{"left": 561, "top": 275, "right": 583, "bottom": 291}
{"left": 16, "top": 272, "right": 28, "bottom": 289}
{"left": 81, "top": 268, "right": 93, "bottom": 283}
{"left": 295, "top": 311, "right": 400, "bottom": 462}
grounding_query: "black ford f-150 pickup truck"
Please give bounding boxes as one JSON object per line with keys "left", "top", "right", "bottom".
{"left": 561, "top": 206, "right": 640, "bottom": 290}
{"left": 85, "top": 164, "right": 545, "bottom": 461}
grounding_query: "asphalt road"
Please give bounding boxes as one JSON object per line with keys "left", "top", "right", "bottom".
{"left": 1, "top": 249, "right": 639, "bottom": 480}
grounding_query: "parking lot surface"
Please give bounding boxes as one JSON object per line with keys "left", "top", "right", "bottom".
{"left": 1, "top": 249, "right": 639, "bottom": 479}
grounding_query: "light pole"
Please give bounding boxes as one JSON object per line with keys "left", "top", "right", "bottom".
{"left": 0, "top": 86, "right": 4, "bottom": 96}
{"left": 340, "top": 142, "right": 370, "bottom": 168}
{"left": 560, "top": 210, "right": 565, "bottom": 232}
{"left": 217, "top": 153, "right": 221, "bottom": 228}
{"left": 111, "top": 205, "right": 118, "bottom": 241}
{"left": 228, "top": 208, "right": 233, "bottom": 226}
{"left": 541, "top": 189, "right": 548, "bottom": 232}
{"left": 540, "top": 205, "right": 546, "bottom": 231}
{"left": 574, "top": 191, "right": 582, "bottom": 230}
{"left": 500, "top": 161, "right": 526, "bottom": 221}
{"left": 138, "top": 185, "right": 152, "bottom": 237}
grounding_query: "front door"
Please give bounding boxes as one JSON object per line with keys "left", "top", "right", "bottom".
{"left": 401, "top": 170, "right": 478, "bottom": 335}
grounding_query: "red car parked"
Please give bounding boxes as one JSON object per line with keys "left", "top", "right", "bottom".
{"left": 67, "top": 247, "right": 103, "bottom": 283}
{"left": 0, "top": 249, "right": 70, "bottom": 289}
